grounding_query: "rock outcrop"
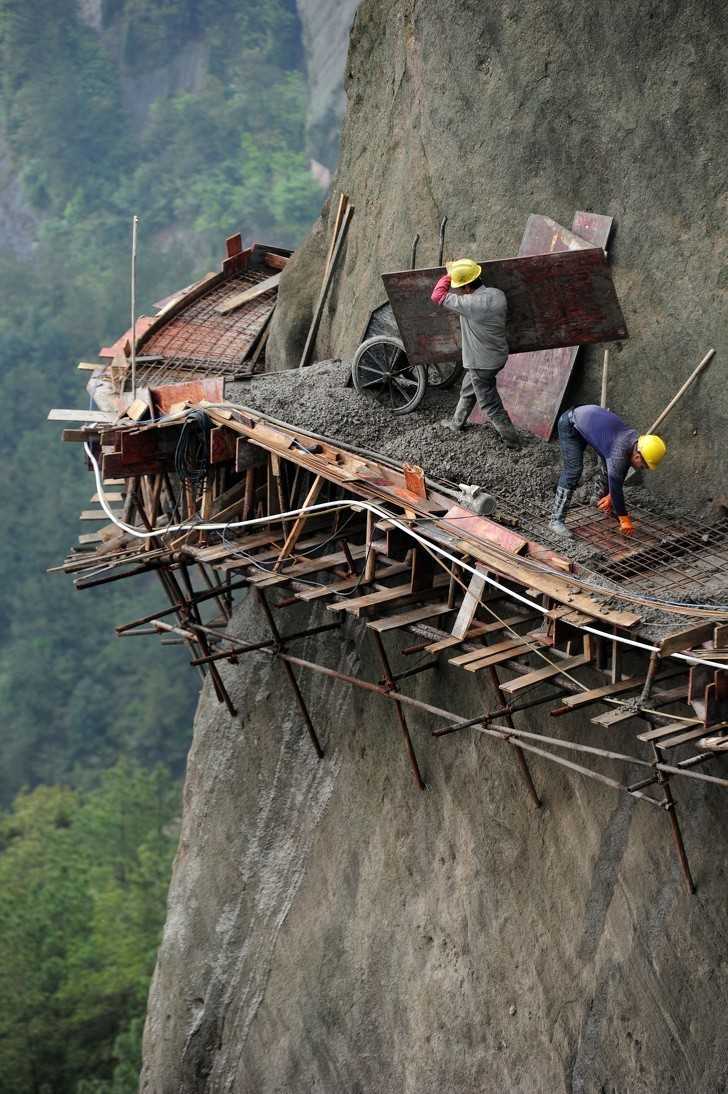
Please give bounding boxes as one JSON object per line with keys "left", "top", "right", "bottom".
{"left": 142, "top": 4, "right": 728, "bottom": 1090}
{"left": 141, "top": 594, "right": 728, "bottom": 1093}
{"left": 269, "top": 0, "right": 728, "bottom": 513}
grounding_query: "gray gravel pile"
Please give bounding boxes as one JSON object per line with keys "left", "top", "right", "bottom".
{"left": 227, "top": 361, "right": 728, "bottom": 636}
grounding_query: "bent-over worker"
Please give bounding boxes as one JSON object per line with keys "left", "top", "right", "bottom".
{"left": 431, "top": 258, "right": 520, "bottom": 448}
{"left": 550, "top": 404, "right": 666, "bottom": 537}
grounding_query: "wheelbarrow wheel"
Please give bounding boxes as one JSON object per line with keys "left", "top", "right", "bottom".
{"left": 352, "top": 336, "right": 426, "bottom": 415}
{"left": 426, "top": 361, "right": 461, "bottom": 388}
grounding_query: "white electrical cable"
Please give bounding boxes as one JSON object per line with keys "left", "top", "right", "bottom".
{"left": 83, "top": 442, "right": 728, "bottom": 675}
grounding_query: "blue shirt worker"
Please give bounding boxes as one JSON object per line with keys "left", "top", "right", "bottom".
{"left": 550, "top": 404, "right": 666, "bottom": 537}
{"left": 431, "top": 258, "right": 520, "bottom": 448}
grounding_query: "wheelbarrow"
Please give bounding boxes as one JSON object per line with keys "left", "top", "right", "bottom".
{"left": 351, "top": 218, "right": 461, "bottom": 415}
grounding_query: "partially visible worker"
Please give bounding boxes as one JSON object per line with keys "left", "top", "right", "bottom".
{"left": 431, "top": 259, "right": 520, "bottom": 448}
{"left": 550, "top": 404, "right": 666, "bottom": 537}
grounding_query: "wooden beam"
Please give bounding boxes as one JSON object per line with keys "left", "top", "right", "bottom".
{"left": 273, "top": 475, "right": 323, "bottom": 570}
{"left": 659, "top": 621, "right": 717, "bottom": 657}
{"left": 451, "top": 566, "right": 487, "bottom": 638}
{"left": 49, "top": 408, "right": 117, "bottom": 423}
{"left": 216, "top": 274, "right": 281, "bottom": 315}
{"left": 499, "top": 652, "right": 591, "bottom": 695}
{"left": 367, "top": 603, "right": 452, "bottom": 633}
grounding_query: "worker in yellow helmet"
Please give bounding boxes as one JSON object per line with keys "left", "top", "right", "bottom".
{"left": 550, "top": 404, "right": 666, "bottom": 537}
{"left": 431, "top": 258, "right": 521, "bottom": 448}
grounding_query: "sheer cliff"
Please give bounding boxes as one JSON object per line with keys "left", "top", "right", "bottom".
{"left": 141, "top": 3, "right": 728, "bottom": 1092}
{"left": 268, "top": 0, "right": 728, "bottom": 513}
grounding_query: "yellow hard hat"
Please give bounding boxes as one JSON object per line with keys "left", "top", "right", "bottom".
{"left": 447, "top": 258, "right": 482, "bottom": 288}
{"left": 637, "top": 433, "right": 666, "bottom": 470}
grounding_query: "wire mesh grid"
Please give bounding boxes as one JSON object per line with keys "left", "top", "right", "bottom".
{"left": 106, "top": 269, "right": 276, "bottom": 389}
{"left": 564, "top": 504, "right": 728, "bottom": 597}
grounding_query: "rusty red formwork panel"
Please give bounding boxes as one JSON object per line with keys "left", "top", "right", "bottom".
{"left": 473, "top": 212, "right": 614, "bottom": 438}
{"left": 381, "top": 245, "right": 627, "bottom": 367}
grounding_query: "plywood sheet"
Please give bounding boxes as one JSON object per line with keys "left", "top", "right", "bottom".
{"left": 472, "top": 212, "right": 614, "bottom": 438}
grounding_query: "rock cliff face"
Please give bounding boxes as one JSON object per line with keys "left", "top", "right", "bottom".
{"left": 141, "top": 594, "right": 728, "bottom": 1093}
{"left": 296, "top": 0, "right": 360, "bottom": 168}
{"left": 269, "top": 0, "right": 728, "bottom": 512}
{"left": 141, "top": 5, "right": 728, "bottom": 1091}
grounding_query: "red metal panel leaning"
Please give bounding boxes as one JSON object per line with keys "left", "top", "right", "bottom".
{"left": 480, "top": 212, "right": 615, "bottom": 438}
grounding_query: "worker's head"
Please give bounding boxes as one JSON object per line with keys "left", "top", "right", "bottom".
{"left": 447, "top": 258, "right": 482, "bottom": 293}
{"left": 631, "top": 434, "right": 667, "bottom": 471}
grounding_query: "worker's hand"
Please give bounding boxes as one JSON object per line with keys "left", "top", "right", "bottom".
{"left": 431, "top": 274, "right": 451, "bottom": 305}
{"left": 596, "top": 494, "right": 613, "bottom": 514}
{"left": 618, "top": 515, "right": 635, "bottom": 536}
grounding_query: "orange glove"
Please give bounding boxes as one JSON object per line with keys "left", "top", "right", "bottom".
{"left": 618, "top": 515, "right": 635, "bottom": 536}
{"left": 597, "top": 494, "right": 613, "bottom": 514}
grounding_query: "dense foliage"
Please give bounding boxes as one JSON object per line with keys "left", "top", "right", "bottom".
{"left": 0, "top": 764, "right": 179, "bottom": 1092}
{"left": 0, "top": 0, "right": 324, "bottom": 1089}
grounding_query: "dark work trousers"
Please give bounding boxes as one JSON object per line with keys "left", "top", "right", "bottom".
{"left": 452, "top": 366, "right": 509, "bottom": 428}
{"left": 557, "top": 409, "right": 587, "bottom": 490}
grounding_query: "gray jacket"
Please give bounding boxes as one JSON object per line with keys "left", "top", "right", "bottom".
{"left": 442, "top": 285, "right": 509, "bottom": 371}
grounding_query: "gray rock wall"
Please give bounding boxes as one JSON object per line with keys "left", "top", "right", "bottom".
{"left": 296, "top": 0, "right": 360, "bottom": 168}
{"left": 141, "top": 592, "right": 728, "bottom": 1093}
{"left": 269, "top": 0, "right": 728, "bottom": 511}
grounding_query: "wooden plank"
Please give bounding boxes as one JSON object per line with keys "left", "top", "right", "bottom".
{"left": 49, "top": 408, "right": 117, "bottom": 423}
{"left": 78, "top": 361, "right": 102, "bottom": 371}
{"left": 425, "top": 614, "right": 535, "bottom": 653}
{"left": 444, "top": 507, "right": 528, "bottom": 555}
{"left": 250, "top": 545, "right": 367, "bottom": 588}
{"left": 91, "top": 492, "right": 123, "bottom": 503}
{"left": 367, "top": 603, "right": 453, "bottom": 633}
{"left": 656, "top": 725, "right": 720, "bottom": 749}
{"left": 80, "top": 509, "right": 125, "bottom": 520}
{"left": 463, "top": 643, "right": 535, "bottom": 671}
{"left": 327, "top": 575, "right": 448, "bottom": 617}
{"left": 659, "top": 621, "right": 717, "bottom": 657}
{"left": 295, "top": 562, "right": 409, "bottom": 602}
{"left": 62, "top": 429, "right": 97, "bottom": 442}
{"left": 260, "top": 251, "right": 288, "bottom": 271}
{"left": 558, "top": 676, "right": 644, "bottom": 710}
{"left": 638, "top": 719, "right": 704, "bottom": 743}
{"left": 299, "top": 203, "right": 353, "bottom": 368}
{"left": 216, "top": 274, "right": 281, "bottom": 315}
{"left": 273, "top": 475, "right": 323, "bottom": 569}
{"left": 499, "top": 653, "right": 591, "bottom": 695}
{"left": 451, "top": 567, "right": 487, "bottom": 638}
{"left": 459, "top": 539, "right": 641, "bottom": 630}
{"left": 449, "top": 636, "right": 527, "bottom": 667}
{"left": 714, "top": 624, "right": 728, "bottom": 649}
{"left": 149, "top": 377, "right": 224, "bottom": 415}
{"left": 592, "top": 686, "right": 688, "bottom": 727}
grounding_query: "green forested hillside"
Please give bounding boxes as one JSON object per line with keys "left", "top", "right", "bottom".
{"left": 0, "top": 1, "right": 324, "bottom": 1088}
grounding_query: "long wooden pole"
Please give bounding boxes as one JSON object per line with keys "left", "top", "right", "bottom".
{"left": 600, "top": 347, "right": 609, "bottom": 408}
{"left": 647, "top": 348, "right": 715, "bottom": 434}
{"left": 131, "top": 215, "right": 139, "bottom": 400}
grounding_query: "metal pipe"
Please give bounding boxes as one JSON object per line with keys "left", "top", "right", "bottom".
{"left": 257, "top": 590, "right": 323, "bottom": 758}
{"left": 371, "top": 631, "right": 425, "bottom": 791}
{"left": 188, "top": 621, "right": 343, "bottom": 667}
{"left": 433, "top": 688, "right": 570, "bottom": 737}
